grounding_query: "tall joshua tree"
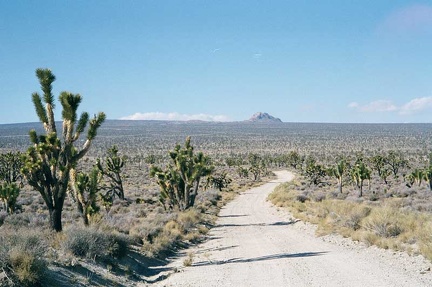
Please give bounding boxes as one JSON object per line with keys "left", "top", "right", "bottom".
{"left": 21, "top": 68, "right": 105, "bottom": 232}
{"left": 151, "top": 137, "right": 214, "bottom": 210}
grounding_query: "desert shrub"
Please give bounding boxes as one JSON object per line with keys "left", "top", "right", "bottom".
{"left": 269, "top": 178, "right": 432, "bottom": 258}
{"left": 324, "top": 201, "right": 371, "bottom": 231}
{"left": 3, "top": 213, "right": 47, "bottom": 229}
{"left": 419, "top": 223, "right": 432, "bottom": 261}
{"left": 0, "top": 230, "right": 47, "bottom": 287}
{"left": 141, "top": 219, "right": 182, "bottom": 257}
{"left": 268, "top": 182, "right": 300, "bottom": 207}
{"left": 104, "top": 212, "right": 140, "bottom": 234}
{"left": 3, "top": 213, "right": 31, "bottom": 227}
{"left": 62, "top": 227, "right": 131, "bottom": 262}
{"left": 363, "top": 208, "right": 403, "bottom": 238}
{"left": 133, "top": 211, "right": 175, "bottom": 244}
{"left": 296, "top": 193, "right": 309, "bottom": 203}
{"left": 177, "top": 209, "right": 200, "bottom": 232}
{"left": 140, "top": 209, "right": 206, "bottom": 257}
{"left": 312, "top": 191, "right": 326, "bottom": 202}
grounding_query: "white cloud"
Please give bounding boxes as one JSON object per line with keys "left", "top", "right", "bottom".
{"left": 120, "top": 112, "right": 231, "bottom": 122}
{"left": 399, "top": 97, "right": 432, "bottom": 115}
{"left": 348, "top": 97, "right": 432, "bottom": 115}
{"left": 359, "top": 100, "right": 397, "bottom": 112}
{"left": 253, "top": 53, "right": 262, "bottom": 59}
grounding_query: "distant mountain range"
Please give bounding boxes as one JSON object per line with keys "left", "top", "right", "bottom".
{"left": 0, "top": 112, "right": 284, "bottom": 127}
{"left": 247, "top": 112, "right": 282, "bottom": 123}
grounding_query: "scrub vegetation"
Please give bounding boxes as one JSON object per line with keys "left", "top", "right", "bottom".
{"left": 2, "top": 70, "right": 432, "bottom": 285}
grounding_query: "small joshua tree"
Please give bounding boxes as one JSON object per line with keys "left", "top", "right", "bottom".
{"left": 97, "top": 145, "right": 126, "bottom": 200}
{"left": 206, "top": 172, "right": 232, "bottom": 191}
{"left": 328, "top": 158, "right": 348, "bottom": 193}
{"left": 0, "top": 152, "right": 23, "bottom": 185}
{"left": 150, "top": 137, "right": 214, "bottom": 210}
{"left": 70, "top": 167, "right": 101, "bottom": 226}
{"left": 0, "top": 183, "right": 20, "bottom": 214}
{"left": 351, "top": 161, "right": 371, "bottom": 197}
{"left": 304, "top": 156, "right": 326, "bottom": 185}
{"left": 21, "top": 68, "right": 105, "bottom": 232}
{"left": 248, "top": 153, "right": 265, "bottom": 181}
{"left": 0, "top": 152, "right": 23, "bottom": 214}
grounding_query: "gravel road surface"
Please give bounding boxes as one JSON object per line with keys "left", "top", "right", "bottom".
{"left": 150, "top": 171, "right": 432, "bottom": 287}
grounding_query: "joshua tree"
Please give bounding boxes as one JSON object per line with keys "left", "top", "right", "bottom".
{"left": 150, "top": 137, "right": 213, "bottom": 210}
{"left": 328, "top": 159, "right": 348, "bottom": 193}
{"left": 287, "top": 151, "right": 304, "bottom": 170}
{"left": 0, "top": 152, "right": 23, "bottom": 185}
{"left": 380, "top": 168, "right": 391, "bottom": 185}
{"left": 421, "top": 154, "right": 432, "bottom": 191}
{"left": 97, "top": 145, "right": 125, "bottom": 200}
{"left": 206, "top": 172, "right": 232, "bottom": 191}
{"left": 423, "top": 167, "right": 432, "bottom": 191}
{"left": 21, "top": 68, "right": 105, "bottom": 232}
{"left": 0, "top": 183, "right": 20, "bottom": 214}
{"left": 248, "top": 153, "right": 266, "bottom": 181}
{"left": 412, "top": 169, "right": 423, "bottom": 186}
{"left": 0, "top": 152, "right": 23, "bottom": 214}
{"left": 369, "top": 154, "right": 386, "bottom": 178}
{"left": 385, "top": 150, "right": 409, "bottom": 178}
{"left": 236, "top": 166, "right": 249, "bottom": 178}
{"left": 304, "top": 156, "right": 326, "bottom": 185}
{"left": 70, "top": 167, "right": 101, "bottom": 226}
{"left": 351, "top": 161, "right": 371, "bottom": 197}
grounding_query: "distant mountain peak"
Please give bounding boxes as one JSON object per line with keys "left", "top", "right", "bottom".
{"left": 248, "top": 112, "right": 282, "bottom": 123}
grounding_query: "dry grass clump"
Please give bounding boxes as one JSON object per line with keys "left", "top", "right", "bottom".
{"left": 268, "top": 181, "right": 302, "bottom": 207}
{"left": 0, "top": 229, "right": 47, "bottom": 286}
{"left": 62, "top": 226, "right": 131, "bottom": 262}
{"left": 363, "top": 208, "right": 404, "bottom": 238}
{"left": 141, "top": 208, "right": 212, "bottom": 257}
{"left": 183, "top": 252, "right": 194, "bottom": 267}
{"left": 419, "top": 223, "right": 432, "bottom": 260}
{"left": 269, "top": 182, "right": 432, "bottom": 258}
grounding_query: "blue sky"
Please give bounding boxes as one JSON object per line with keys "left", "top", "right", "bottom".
{"left": 1, "top": 1, "right": 432, "bottom": 124}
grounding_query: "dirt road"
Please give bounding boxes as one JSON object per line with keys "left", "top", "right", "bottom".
{"left": 151, "top": 171, "right": 432, "bottom": 287}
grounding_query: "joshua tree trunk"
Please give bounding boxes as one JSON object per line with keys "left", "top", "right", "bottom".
{"left": 83, "top": 212, "right": 89, "bottom": 226}
{"left": 49, "top": 208, "right": 63, "bottom": 232}
{"left": 189, "top": 181, "right": 200, "bottom": 208}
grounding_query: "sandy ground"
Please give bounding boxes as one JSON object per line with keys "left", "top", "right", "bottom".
{"left": 145, "top": 171, "right": 432, "bottom": 287}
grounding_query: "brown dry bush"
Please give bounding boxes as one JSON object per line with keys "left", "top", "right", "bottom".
{"left": 0, "top": 229, "right": 47, "bottom": 287}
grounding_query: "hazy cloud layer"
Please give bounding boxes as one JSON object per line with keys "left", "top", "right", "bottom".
{"left": 348, "top": 97, "right": 432, "bottom": 115}
{"left": 378, "top": 4, "right": 432, "bottom": 34}
{"left": 120, "top": 112, "right": 231, "bottom": 122}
